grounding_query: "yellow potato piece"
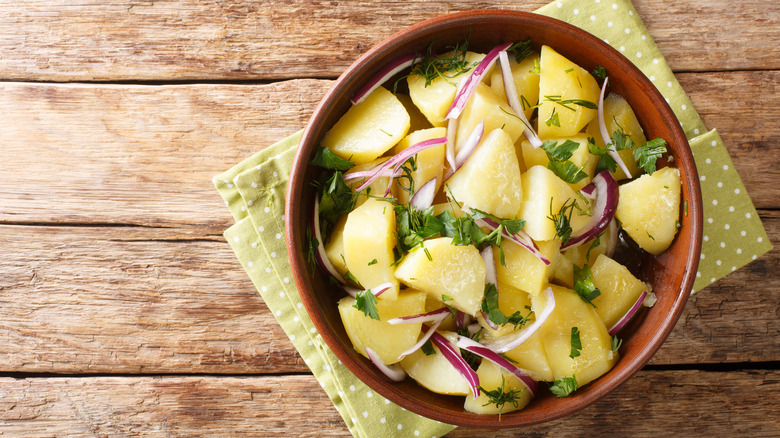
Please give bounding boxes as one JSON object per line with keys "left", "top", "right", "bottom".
{"left": 455, "top": 82, "right": 525, "bottom": 154}
{"left": 537, "top": 46, "right": 600, "bottom": 139}
{"left": 344, "top": 158, "right": 396, "bottom": 208}
{"left": 343, "top": 197, "right": 400, "bottom": 299}
{"left": 585, "top": 92, "right": 645, "bottom": 181}
{"left": 401, "top": 331, "right": 471, "bottom": 396}
{"left": 391, "top": 127, "right": 446, "bottom": 205}
{"left": 495, "top": 238, "right": 559, "bottom": 297}
{"left": 490, "top": 52, "right": 541, "bottom": 121}
{"left": 591, "top": 254, "right": 651, "bottom": 330}
{"left": 615, "top": 166, "right": 681, "bottom": 255}
{"left": 520, "top": 134, "right": 598, "bottom": 191}
{"left": 464, "top": 360, "right": 533, "bottom": 415}
{"left": 322, "top": 86, "right": 410, "bottom": 164}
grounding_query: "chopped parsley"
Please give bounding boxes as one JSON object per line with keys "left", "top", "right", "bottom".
{"left": 544, "top": 94, "right": 598, "bottom": 111}
{"left": 409, "top": 32, "right": 477, "bottom": 88}
{"left": 421, "top": 339, "right": 436, "bottom": 356}
{"left": 368, "top": 259, "right": 378, "bottom": 266}
{"left": 633, "top": 138, "right": 668, "bottom": 175}
{"left": 353, "top": 289, "right": 380, "bottom": 321}
{"left": 441, "top": 294, "right": 453, "bottom": 302}
{"left": 591, "top": 65, "right": 607, "bottom": 80}
{"left": 310, "top": 147, "right": 355, "bottom": 171}
{"left": 569, "top": 326, "right": 582, "bottom": 358}
{"left": 545, "top": 108, "right": 560, "bottom": 127}
{"left": 547, "top": 198, "right": 580, "bottom": 244}
{"left": 479, "top": 375, "right": 527, "bottom": 420}
{"left": 314, "top": 171, "right": 357, "bottom": 240}
{"left": 541, "top": 139, "right": 588, "bottom": 184}
{"left": 549, "top": 375, "right": 578, "bottom": 397}
{"left": 611, "top": 335, "right": 622, "bottom": 353}
{"left": 573, "top": 264, "right": 602, "bottom": 307}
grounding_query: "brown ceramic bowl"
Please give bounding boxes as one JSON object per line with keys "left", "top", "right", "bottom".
{"left": 285, "top": 10, "right": 702, "bottom": 428}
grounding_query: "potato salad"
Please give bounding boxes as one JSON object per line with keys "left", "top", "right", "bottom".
{"left": 309, "top": 36, "right": 681, "bottom": 416}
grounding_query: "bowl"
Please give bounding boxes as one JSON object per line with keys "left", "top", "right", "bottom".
{"left": 285, "top": 9, "right": 702, "bottom": 428}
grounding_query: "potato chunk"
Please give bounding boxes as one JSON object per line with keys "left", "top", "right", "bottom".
{"left": 401, "top": 331, "right": 471, "bottom": 396}
{"left": 322, "top": 86, "right": 410, "bottom": 164}
{"left": 407, "top": 51, "right": 486, "bottom": 127}
{"left": 455, "top": 83, "right": 525, "bottom": 153}
{"left": 391, "top": 127, "right": 446, "bottom": 205}
{"left": 338, "top": 290, "right": 427, "bottom": 364}
{"left": 590, "top": 254, "right": 650, "bottom": 330}
{"left": 343, "top": 197, "right": 400, "bottom": 299}
{"left": 446, "top": 128, "right": 524, "bottom": 219}
{"left": 344, "top": 158, "right": 396, "bottom": 208}
{"left": 537, "top": 46, "right": 600, "bottom": 139}
{"left": 585, "top": 92, "right": 645, "bottom": 181}
{"left": 495, "top": 238, "right": 559, "bottom": 297}
{"left": 464, "top": 360, "right": 533, "bottom": 415}
{"left": 533, "top": 285, "right": 617, "bottom": 387}
{"left": 490, "top": 52, "right": 540, "bottom": 120}
{"left": 615, "top": 166, "right": 681, "bottom": 255}
{"left": 518, "top": 165, "right": 590, "bottom": 242}
{"left": 520, "top": 134, "right": 598, "bottom": 191}
{"left": 394, "top": 237, "right": 485, "bottom": 316}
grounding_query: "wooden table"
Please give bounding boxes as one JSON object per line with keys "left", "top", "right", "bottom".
{"left": 1, "top": 1, "right": 778, "bottom": 436}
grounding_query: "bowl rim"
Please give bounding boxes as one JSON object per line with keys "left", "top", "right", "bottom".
{"left": 286, "top": 9, "right": 702, "bottom": 428}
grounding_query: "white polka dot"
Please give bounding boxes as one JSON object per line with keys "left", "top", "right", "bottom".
{"left": 712, "top": 199, "right": 718, "bottom": 206}
{"left": 350, "top": 385, "right": 356, "bottom": 391}
{"left": 226, "top": 183, "right": 233, "bottom": 189}
{"left": 270, "top": 188, "right": 275, "bottom": 194}
{"left": 323, "top": 364, "right": 331, "bottom": 371}
{"left": 696, "top": 271, "right": 701, "bottom": 278}
{"left": 725, "top": 224, "right": 730, "bottom": 230}
{"left": 240, "top": 205, "right": 246, "bottom": 212}
{"left": 734, "top": 188, "right": 740, "bottom": 194}
{"left": 649, "top": 75, "right": 655, "bottom": 81}
{"left": 293, "top": 316, "right": 299, "bottom": 322}
{"left": 636, "top": 52, "right": 642, "bottom": 58}
{"left": 398, "top": 424, "right": 403, "bottom": 430}
{"left": 612, "top": 3, "right": 618, "bottom": 8}
{"left": 619, "top": 46, "right": 625, "bottom": 52}
{"left": 625, "top": 28, "right": 631, "bottom": 34}
{"left": 653, "top": 58, "right": 659, "bottom": 64}
{"left": 737, "top": 248, "right": 742, "bottom": 254}
{"left": 595, "top": 0, "right": 600, "bottom": 3}
{"left": 752, "top": 255, "right": 757, "bottom": 260}
{"left": 729, "top": 206, "right": 735, "bottom": 212}
{"left": 247, "top": 200, "right": 254, "bottom": 206}
{"left": 701, "top": 253, "right": 705, "bottom": 259}
{"left": 273, "top": 171, "right": 278, "bottom": 177}
{"left": 707, "top": 218, "right": 713, "bottom": 224}
{"left": 247, "top": 261, "right": 254, "bottom": 267}
{"left": 362, "top": 411, "right": 368, "bottom": 418}
{"left": 746, "top": 213, "right": 752, "bottom": 219}
{"left": 717, "top": 182, "right": 723, "bottom": 188}
{"left": 290, "top": 334, "right": 296, "bottom": 341}
{"left": 681, "top": 104, "right": 687, "bottom": 110}
{"left": 415, "top": 432, "right": 420, "bottom": 437}
{"left": 608, "top": 21, "right": 613, "bottom": 27}
{"left": 556, "top": 1, "right": 562, "bottom": 7}
{"left": 732, "top": 266, "right": 737, "bottom": 271}
{"left": 667, "top": 81, "right": 673, "bottom": 87}
{"left": 716, "top": 260, "right": 722, "bottom": 266}
{"left": 279, "top": 291, "right": 285, "bottom": 298}
{"left": 366, "top": 391, "right": 373, "bottom": 398}
{"left": 310, "top": 327, "right": 316, "bottom": 333}
{"left": 384, "top": 399, "right": 391, "bottom": 404}
{"left": 264, "top": 207, "right": 270, "bottom": 213}
{"left": 251, "top": 242, "right": 257, "bottom": 248}
{"left": 641, "top": 35, "right": 647, "bottom": 40}
{"left": 723, "top": 165, "right": 729, "bottom": 171}
{"left": 276, "top": 233, "right": 282, "bottom": 239}
{"left": 629, "top": 10, "right": 634, "bottom": 16}
{"left": 265, "top": 267, "right": 272, "bottom": 273}
{"left": 711, "top": 140, "right": 717, "bottom": 146}
{"left": 705, "top": 158, "right": 711, "bottom": 164}
{"left": 270, "top": 251, "right": 277, "bottom": 258}
{"left": 261, "top": 286, "right": 267, "bottom": 292}
{"left": 741, "top": 231, "right": 747, "bottom": 236}
{"left": 380, "top": 417, "right": 386, "bottom": 424}
{"left": 251, "top": 182, "right": 258, "bottom": 188}
{"left": 275, "top": 310, "right": 282, "bottom": 316}
{"left": 307, "top": 340, "right": 313, "bottom": 346}
{"left": 259, "top": 226, "right": 265, "bottom": 232}
{"left": 700, "top": 176, "right": 706, "bottom": 181}
{"left": 720, "top": 242, "right": 726, "bottom": 248}
{"left": 573, "top": 8, "right": 579, "bottom": 14}
{"left": 694, "top": 128, "right": 700, "bottom": 134}
{"left": 297, "top": 302, "right": 303, "bottom": 309}
{"left": 758, "top": 237, "right": 763, "bottom": 243}
{"left": 704, "top": 235, "right": 709, "bottom": 241}
{"left": 590, "top": 15, "right": 596, "bottom": 21}
{"left": 283, "top": 277, "right": 290, "bottom": 283}
{"left": 711, "top": 277, "right": 716, "bottom": 283}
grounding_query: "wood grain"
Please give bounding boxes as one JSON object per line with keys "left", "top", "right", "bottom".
{"left": 0, "top": 71, "right": 777, "bottom": 231}
{"left": 0, "top": 211, "right": 776, "bottom": 374}
{"left": 0, "top": 0, "right": 776, "bottom": 82}
{"left": 0, "top": 371, "right": 777, "bottom": 437}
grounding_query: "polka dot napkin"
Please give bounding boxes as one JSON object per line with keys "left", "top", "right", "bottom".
{"left": 212, "top": 0, "right": 772, "bottom": 436}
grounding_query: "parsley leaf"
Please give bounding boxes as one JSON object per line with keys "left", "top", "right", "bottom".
{"left": 311, "top": 147, "right": 354, "bottom": 171}
{"left": 547, "top": 198, "right": 580, "bottom": 244}
{"left": 481, "top": 283, "right": 507, "bottom": 326}
{"left": 588, "top": 136, "right": 618, "bottom": 174}
{"left": 541, "top": 139, "right": 580, "bottom": 161}
{"left": 612, "top": 129, "right": 635, "bottom": 151}
{"left": 569, "top": 326, "right": 582, "bottom": 358}
{"left": 591, "top": 66, "right": 607, "bottom": 80}
{"left": 353, "top": 289, "right": 380, "bottom": 321}
{"left": 315, "top": 171, "right": 357, "bottom": 240}
{"left": 549, "top": 375, "right": 579, "bottom": 397}
{"left": 611, "top": 335, "right": 622, "bottom": 353}
{"left": 545, "top": 108, "right": 560, "bottom": 127}
{"left": 368, "top": 259, "right": 378, "bottom": 266}
{"left": 573, "top": 264, "right": 602, "bottom": 307}
{"left": 541, "top": 139, "right": 588, "bottom": 184}
{"left": 633, "top": 138, "right": 668, "bottom": 175}
{"left": 547, "top": 160, "right": 589, "bottom": 185}
{"left": 421, "top": 339, "right": 436, "bottom": 356}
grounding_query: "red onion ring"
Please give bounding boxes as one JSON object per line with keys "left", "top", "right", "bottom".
{"left": 396, "top": 317, "right": 446, "bottom": 360}
{"left": 387, "top": 307, "right": 450, "bottom": 325}
{"left": 597, "top": 77, "right": 632, "bottom": 178}
{"left": 445, "top": 42, "right": 513, "bottom": 120}
{"left": 608, "top": 290, "right": 648, "bottom": 336}
{"left": 354, "top": 136, "right": 446, "bottom": 192}
{"left": 498, "top": 50, "right": 542, "bottom": 148}
{"left": 312, "top": 196, "right": 347, "bottom": 284}
{"left": 430, "top": 330, "right": 481, "bottom": 398}
{"left": 350, "top": 53, "right": 419, "bottom": 105}
{"left": 484, "top": 287, "right": 555, "bottom": 353}
{"left": 456, "top": 336, "right": 538, "bottom": 396}
{"left": 365, "top": 346, "right": 407, "bottom": 382}
{"left": 469, "top": 213, "right": 551, "bottom": 266}
{"left": 410, "top": 177, "right": 437, "bottom": 211}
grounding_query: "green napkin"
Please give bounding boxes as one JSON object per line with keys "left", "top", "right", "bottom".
{"left": 213, "top": 0, "right": 772, "bottom": 436}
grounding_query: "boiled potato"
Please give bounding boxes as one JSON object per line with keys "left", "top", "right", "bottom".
{"left": 490, "top": 52, "right": 541, "bottom": 120}
{"left": 537, "top": 46, "right": 600, "bottom": 139}
{"left": 585, "top": 92, "right": 645, "bottom": 181}
{"left": 533, "top": 284, "right": 617, "bottom": 386}
{"left": 391, "top": 127, "right": 446, "bottom": 205}
{"left": 396, "top": 93, "right": 433, "bottom": 132}
{"left": 338, "top": 290, "right": 427, "bottom": 364}
{"left": 495, "top": 238, "right": 560, "bottom": 297}
{"left": 407, "top": 51, "right": 487, "bottom": 127}
{"left": 322, "top": 86, "right": 410, "bottom": 164}
{"left": 590, "top": 254, "right": 650, "bottom": 330}
{"left": 401, "top": 331, "right": 471, "bottom": 395}
{"left": 615, "top": 166, "right": 681, "bottom": 255}
{"left": 520, "top": 134, "right": 597, "bottom": 191}
{"left": 518, "top": 165, "right": 590, "bottom": 242}
{"left": 344, "top": 158, "right": 396, "bottom": 207}
{"left": 394, "top": 237, "right": 486, "bottom": 316}
{"left": 455, "top": 82, "right": 525, "bottom": 153}
{"left": 324, "top": 215, "right": 349, "bottom": 277}
{"left": 464, "top": 360, "right": 533, "bottom": 415}
{"left": 446, "top": 128, "right": 524, "bottom": 219}
{"left": 343, "top": 197, "right": 400, "bottom": 299}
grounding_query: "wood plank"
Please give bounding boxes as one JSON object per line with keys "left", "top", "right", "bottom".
{"left": 0, "top": 0, "right": 776, "bottom": 82}
{"left": 0, "top": 371, "right": 777, "bottom": 436}
{"left": 0, "top": 71, "right": 778, "bottom": 229}
{"left": 0, "top": 212, "right": 776, "bottom": 373}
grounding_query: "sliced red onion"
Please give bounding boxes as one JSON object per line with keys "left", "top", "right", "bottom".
{"left": 445, "top": 42, "right": 513, "bottom": 121}
{"left": 387, "top": 307, "right": 450, "bottom": 325}
{"left": 470, "top": 214, "right": 551, "bottom": 266}
{"left": 608, "top": 290, "right": 648, "bottom": 335}
{"left": 354, "top": 136, "right": 446, "bottom": 192}
{"left": 484, "top": 287, "right": 555, "bottom": 353}
{"left": 365, "top": 346, "right": 407, "bottom": 382}
{"left": 481, "top": 246, "right": 497, "bottom": 286}
{"left": 397, "top": 317, "right": 446, "bottom": 360}
{"left": 456, "top": 311, "right": 471, "bottom": 329}
{"left": 467, "top": 323, "right": 482, "bottom": 337}
{"left": 580, "top": 183, "right": 596, "bottom": 199}
{"left": 456, "top": 336, "right": 538, "bottom": 396}
{"left": 343, "top": 282, "right": 394, "bottom": 299}
{"left": 430, "top": 331, "right": 481, "bottom": 398}
{"left": 445, "top": 117, "right": 459, "bottom": 171}
{"left": 560, "top": 170, "right": 619, "bottom": 251}
{"left": 350, "top": 53, "right": 419, "bottom": 105}
{"left": 444, "top": 119, "right": 484, "bottom": 180}
{"left": 410, "top": 177, "right": 437, "bottom": 211}
{"left": 605, "top": 218, "right": 618, "bottom": 258}
{"left": 597, "top": 77, "right": 632, "bottom": 178}
{"left": 342, "top": 166, "right": 401, "bottom": 182}
{"left": 481, "top": 311, "right": 499, "bottom": 331}
{"left": 312, "top": 196, "right": 347, "bottom": 284}
{"left": 498, "top": 50, "right": 542, "bottom": 148}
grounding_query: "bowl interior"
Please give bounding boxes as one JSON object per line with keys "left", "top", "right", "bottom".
{"left": 286, "top": 10, "right": 702, "bottom": 428}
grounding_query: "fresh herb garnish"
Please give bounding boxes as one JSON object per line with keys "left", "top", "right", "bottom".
{"left": 311, "top": 147, "right": 354, "bottom": 171}
{"left": 585, "top": 232, "right": 602, "bottom": 262}
{"left": 306, "top": 226, "right": 318, "bottom": 264}
{"left": 544, "top": 95, "right": 598, "bottom": 111}
{"left": 421, "top": 339, "right": 436, "bottom": 356}
{"left": 545, "top": 108, "right": 560, "bottom": 127}
{"left": 507, "top": 39, "right": 534, "bottom": 63}
{"left": 409, "top": 32, "right": 477, "bottom": 87}
{"left": 479, "top": 375, "right": 527, "bottom": 420}
{"left": 314, "top": 171, "right": 357, "bottom": 240}
{"left": 441, "top": 294, "right": 453, "bottom": 302}
{"left": 549, "top": 375, "right": 578, "bottom": 397}
{"left": 530, "top": 58, "right": 541, "bottom": 75}
{"left": 633, "top": 138, "right": 668, "bottom": 175}
{"left": 564, "top": 67, "right": 574, "bottom": 74}
{"left": 573, "top": 264, "right": 602, "bottom": 307}
{"left": 569, "top": 326, "right": 583, "bottom": 358}
{"left": 612, "top": 128, "right": 635, "bottom": 151}
{"left": 343, "top": 269, "right": 361, "bottom": 288}
{"left": 481, "top": 283, "right": 506, "bottom": 325}
{"left": 547, "top": 198, "right": 580, "bottom": 244}
{"left": 591, "top": 65, "right": 607, "bottom": 80}
{"left": 646, "top": 231, "right": 656, "bottom": 240}
{"left": 611, "top": 335, "right": 622, "bottom": 353}
{"left": 353, "top": 289, "right": 380, "bottom": 320}
{"left": 541, "top": 139, "right": 588, "bottom": 184}
{"left": 368, "top": 259, "right": 378, "bottom": 266}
